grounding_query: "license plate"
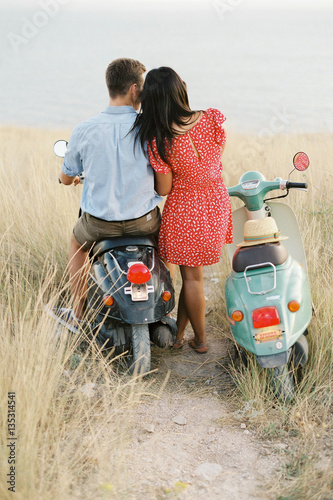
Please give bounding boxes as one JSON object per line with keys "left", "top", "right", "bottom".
{"left": 124, "top": 284, "right": 154, "bottom": 301}
{"left": 255, "top": 329, "right": 282, "bottom": 343}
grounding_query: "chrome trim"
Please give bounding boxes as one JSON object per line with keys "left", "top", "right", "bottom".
{"left": 244, "top": 262, "right": 276, "bottom": 295}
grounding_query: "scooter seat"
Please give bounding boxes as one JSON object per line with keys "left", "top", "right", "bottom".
{"left": 232, "top": 242, "right": 288, "bottom": 273}
{"left": 91, "top": 236, "right": 158, "bottom": 258}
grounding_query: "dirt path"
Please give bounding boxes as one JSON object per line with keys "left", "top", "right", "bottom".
{"left": 123, "top": 327, "right": 287, "bottom": 499}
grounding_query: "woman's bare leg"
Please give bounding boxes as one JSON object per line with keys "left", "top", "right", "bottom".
{"left": 164, "top": 260, "right": 176, "bottom": 282}
{"left": 175, "top": 286, "right": 190, "bottom": 341}
{"left": 177, "top": 265, "right": 206, "bottom": 345}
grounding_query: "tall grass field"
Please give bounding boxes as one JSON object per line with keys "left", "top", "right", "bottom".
{"left": 0, "top": 126, "right": 332, "bottom": 499}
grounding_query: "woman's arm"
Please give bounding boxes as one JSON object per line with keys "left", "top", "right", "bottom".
{"left": 220, "top": 126, "right": 227, "bottom": 160}
{"left": 154, "top": 171, "right": 173, "bottom": 196}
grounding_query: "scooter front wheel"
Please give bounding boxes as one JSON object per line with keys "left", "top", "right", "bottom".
{"left": 128, "top": 324, "right": 151, "bottom": 376}
{"left": 269, "top": 364, "right": 295, "bottom": 403}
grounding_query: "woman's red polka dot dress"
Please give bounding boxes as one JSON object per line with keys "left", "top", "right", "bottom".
{"left": 148, "top": 108, "right": 233, "bottom": 267}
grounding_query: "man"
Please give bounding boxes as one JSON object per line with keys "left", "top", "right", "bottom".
{"left": 50, "top": 58, "right": 162, "bottom": 332}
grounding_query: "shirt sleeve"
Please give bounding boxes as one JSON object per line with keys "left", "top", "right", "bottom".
{"left": 147, "top": 138, "right": 171, "bottom": 174}
{"left": 61, "top": 125, "right": 84, "bottom": 177}
{"left": 207, "top": 108, "right": 226, "bottom": 146}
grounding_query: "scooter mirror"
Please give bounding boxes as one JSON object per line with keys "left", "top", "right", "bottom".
{"left": 53, "top": 139, "right": 68, "bottom": 158}
{"left": 293, "top": 152, "right": 310, "bottom": 171}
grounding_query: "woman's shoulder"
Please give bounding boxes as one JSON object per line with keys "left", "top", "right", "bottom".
{"left": 204, "top": 108, "right": 226, "bottom": 121}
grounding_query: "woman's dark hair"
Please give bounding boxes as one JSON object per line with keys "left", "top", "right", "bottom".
{"left": 132, "top": 67, "right": 198, "bottom": 165}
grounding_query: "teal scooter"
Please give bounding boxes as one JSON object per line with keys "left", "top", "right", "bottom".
{"left": 225, "top": 152, "right": 311, "bottom": 400}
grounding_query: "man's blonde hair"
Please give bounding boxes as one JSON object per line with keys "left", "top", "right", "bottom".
{"left": 105, "top": 58, "right": 146, "bottom": 98}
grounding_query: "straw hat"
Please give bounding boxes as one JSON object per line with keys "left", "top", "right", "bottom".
{"left": 236, "top": 217, "right": 288, "bottom": 247}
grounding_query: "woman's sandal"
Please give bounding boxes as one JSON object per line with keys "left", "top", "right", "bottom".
{"left": 188, "top": 339, "right": 208, "bottom": 354}
{"left": 173, "top": 337, "right": 186, "bottom": 349}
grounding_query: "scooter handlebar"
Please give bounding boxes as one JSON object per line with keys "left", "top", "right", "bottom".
{"left": 286, "top": 181, "right": 308, "bottom": 190}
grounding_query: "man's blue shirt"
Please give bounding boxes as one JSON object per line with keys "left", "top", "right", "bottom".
{"left": 62, "top": 106, "right": 162, "bottom": 220}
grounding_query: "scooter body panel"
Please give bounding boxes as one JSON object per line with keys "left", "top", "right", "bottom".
{"left": 87, "top": 243, "right": 175, "bottom": 325}
{"left": 225, "top": 255, "right": 312, "bottom": 364}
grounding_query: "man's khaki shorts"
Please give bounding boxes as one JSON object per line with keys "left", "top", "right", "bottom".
{"left": 73, "top": 206, "right": 161, "bottom": 250}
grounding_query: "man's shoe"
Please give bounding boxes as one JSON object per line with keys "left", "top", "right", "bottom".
{"left": 45, "top": 305, "right": 84, "bottom": 335}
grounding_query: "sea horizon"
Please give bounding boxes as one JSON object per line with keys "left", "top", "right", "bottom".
{"left": 1, "top": 1, "right": 332, "bottom": 134}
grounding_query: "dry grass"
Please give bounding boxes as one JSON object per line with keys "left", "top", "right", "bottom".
{"left": 0, "top": 126, "right": 161, "bottom": 499}
{"left": 0, "top": 126, "right": 332, "bottom": 498}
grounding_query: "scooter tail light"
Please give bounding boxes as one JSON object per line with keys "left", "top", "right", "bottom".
{"left": 288, "top": 300, "right": 300, "bottom": 312}
{"left": 232, "top": 310, "right": 244, "bottom": 322}
{"left": 127, "top": 263, "right": 151, "bottom": 284}
{"left": 252, "top": 306, "right": 280, "bottom": 329}
{"left": 162, "top": 291, "right": 172, "bottom": 302}
{"left": 103, "top": 295, "right": 114, "bottom": 307}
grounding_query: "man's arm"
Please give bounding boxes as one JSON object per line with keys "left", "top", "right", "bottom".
{"left": 60, "top": 124, "right": 83, "bottom": 185}
{"left": 59, "top": 171, "right": 80, "bottom": 186}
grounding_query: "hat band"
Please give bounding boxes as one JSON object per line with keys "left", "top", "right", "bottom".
{"left": 244, "top": 231, "right": 281, "bottom": 242}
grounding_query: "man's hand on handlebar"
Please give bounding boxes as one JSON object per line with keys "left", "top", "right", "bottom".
{"left": 59, "top": 171, "right": 80, "bottom": 186}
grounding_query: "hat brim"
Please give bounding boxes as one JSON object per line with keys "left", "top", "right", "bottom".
{"left": 236, "top": 235, "right": 288, "bottom": 247}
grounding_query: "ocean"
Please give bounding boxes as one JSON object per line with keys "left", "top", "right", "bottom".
{"left": 0, "top": 0, "right": 332, "bottom": 134}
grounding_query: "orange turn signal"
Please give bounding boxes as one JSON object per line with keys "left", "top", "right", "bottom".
{"left": 162, "top": 291, "right": 172, "bottom": 302}
{"left": 103, "top": 295, "right": 114, "bottom": 307}
{"left": 232, "top": 310, "right": 244, "bottom": 322}
{"left": 288, "top": 300, "right": 300, "bottom": 312}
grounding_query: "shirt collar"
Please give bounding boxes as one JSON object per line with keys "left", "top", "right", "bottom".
{"left": 102, "top": 105, "right": 138, "bottom": 115}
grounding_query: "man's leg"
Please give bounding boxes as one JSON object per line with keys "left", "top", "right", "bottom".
{"left": 68, "top": 233, "right": 90, "bottom": 320}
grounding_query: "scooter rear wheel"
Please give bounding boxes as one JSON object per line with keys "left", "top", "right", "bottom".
{"left": 291, "top": 334, "right": 309, "bottom": 367}
{"left": 128, "top": 324, "right": 151, "bottom": 376}
{"left": 269, "top": 364, "right": 295, "bottom": 403}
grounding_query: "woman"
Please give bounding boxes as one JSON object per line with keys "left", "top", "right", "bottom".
{"left": 133, "top": 67, "right": 233, "bottom": 353}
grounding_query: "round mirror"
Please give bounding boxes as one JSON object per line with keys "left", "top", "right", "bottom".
{"left": 53, "top": 139, "right": 68, "bottom": 158}
{"left": 293, "top": 151, "right": 310, "bottom": 171}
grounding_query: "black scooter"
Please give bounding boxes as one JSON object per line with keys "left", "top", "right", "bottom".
{"left": 53, "top": 140, "right": 176, "bottom": 375}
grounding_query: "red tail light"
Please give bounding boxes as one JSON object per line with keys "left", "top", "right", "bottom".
{"left": 252, "top": 306, "right": 280, "bottom": 329}
{"left": 127, "top": 263, "right": 151, "bottom": 284}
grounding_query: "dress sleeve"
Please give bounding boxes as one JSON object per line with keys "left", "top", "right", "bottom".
{"left": 147, "top": 138, "right": 171, "bottom": 174}
{"left": 207, "top": 108, "right": 226, "bottom": 146}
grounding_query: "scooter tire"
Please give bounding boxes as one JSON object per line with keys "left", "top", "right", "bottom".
{"left": 128, "top": 324, "right": 151, "bottom": 376}
{"left": 237, "top": 347, "right": 250, "bottom": 368}
{"left": 269, "top": 364, "right": 295, "bottom": 403}
{"left": 291, "top": 334, "right": 309, "bottom": 367}
{"left": 149, "top": 323, "right": 176, "bottom": 348}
